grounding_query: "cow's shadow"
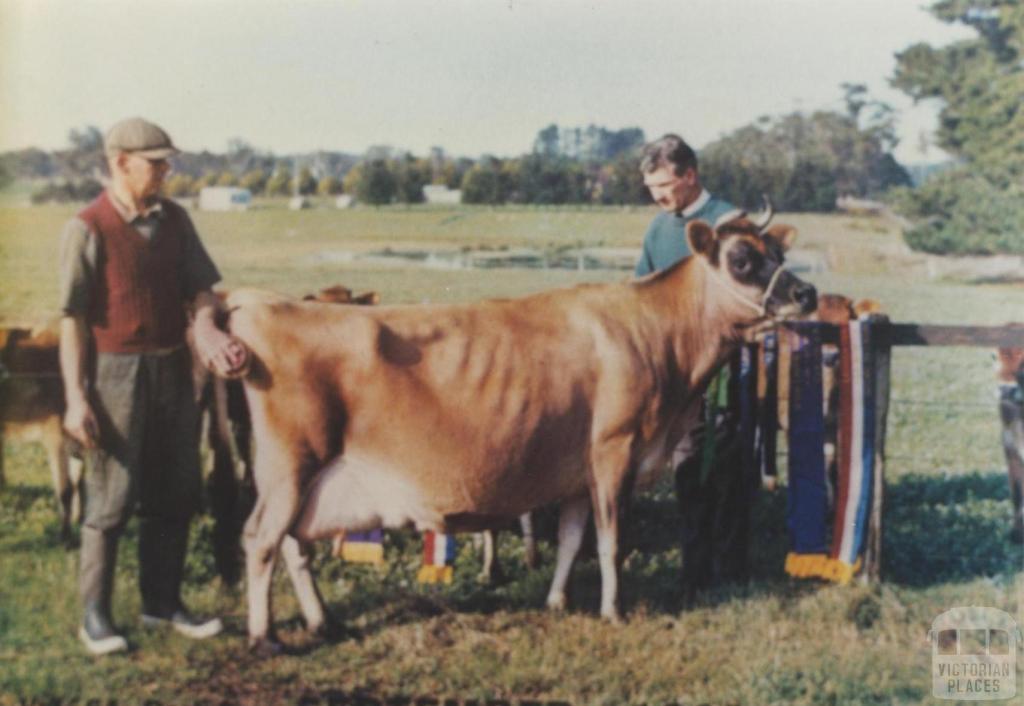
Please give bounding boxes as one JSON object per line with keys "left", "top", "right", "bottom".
{"left": 309, "top": 482, "right": 803, "bottom": 639}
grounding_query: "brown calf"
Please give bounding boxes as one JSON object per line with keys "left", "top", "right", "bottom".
{"left": 0, "top": 322, "right": 82, "bottom": 543}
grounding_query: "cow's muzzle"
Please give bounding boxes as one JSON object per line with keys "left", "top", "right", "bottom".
{"left": 764, "top": 269, "right": 817, "bottom": 318}
{"left": 792, "top": 281, "right": 817, "bottom": 313}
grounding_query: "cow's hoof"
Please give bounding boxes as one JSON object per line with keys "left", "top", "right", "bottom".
{"left": 478, "top": 566, "right": 508, "bottom": 586}
{"left": 546, "top": 594, "right": 567, "bottom": 612}
{"left": 601, "top": 610, "right": 624, "bottom": 626}
{"left": 248, "top": 636, "right": 284, "bottom": 658}
{"left": 308, "top": 618, "right": 359, "bottom": 644}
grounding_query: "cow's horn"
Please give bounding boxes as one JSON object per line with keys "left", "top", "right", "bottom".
{"left": 752, "top": 194, "right": 774, "bottom": 231}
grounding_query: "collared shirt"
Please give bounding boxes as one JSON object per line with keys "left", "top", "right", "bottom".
{"left": 681, "top": 189, "right": 711, "bottom": 218}
{"left": 58, "top": 189, "right": 221, "bottom": 318}
{"left": 106, "top": 188, "right": 164, "bottom": 240}
{"left": 634, "top": 190, "right": 737, "bottom": 277}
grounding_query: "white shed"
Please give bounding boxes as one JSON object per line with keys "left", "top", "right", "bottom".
{"left": 422, "top": 185, "right": 462, "bottom": 205}
{"left": 198, "top": 187, "right": 252, "bottom": 212}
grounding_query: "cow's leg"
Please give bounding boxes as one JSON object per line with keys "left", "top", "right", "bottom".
{"left": 545, "top": 496, "right": 590, "bottom": 611}
{"left": 68, "top": 454, "right": 84, "bottom": 526}
{"left": 41, "top": 417, "right": 74, "bottom": 544}
{"left": 243, "top": 438, "right": 305, "bottom": 652}
{"left": 280, "top": 536, "right": 327, "bottom": 634}
{"left": 589, "top": 436, "right": 633, "bottom": 623}
{"left": 478, "top": 530, "right": 499, "bottom": 584}
{"left": 1003, "top": 421, "right": 1024, "bottom": 544}
{"left": 999, "top": 400, "right": 1024, "bottom": 543}
{"left": 1009, "top": 463, "right": 1024, "bottom": 545}
{"left": 207, "top": 380, "right": 242, "bottom": 586}
{"left": 520, "top": 512, "right": 538, "bottom": 569}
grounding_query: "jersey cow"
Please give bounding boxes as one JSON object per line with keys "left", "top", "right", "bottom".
{"left": 995, "top": 336, "right": 1024, "bottom": 544}
{"left": 220, "top": 214, "right": 817, "bottom": 651}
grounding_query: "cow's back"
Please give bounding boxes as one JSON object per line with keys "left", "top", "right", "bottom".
{"left": 228, "top": 286, "right": 667, "bottom": 521}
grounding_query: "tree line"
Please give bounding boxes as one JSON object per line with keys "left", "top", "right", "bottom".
{"left": 7, "top": 1, "right": 1016, "bottom": 257}
{"left": 2, "top": 111, "right": 908, "bottom": 213}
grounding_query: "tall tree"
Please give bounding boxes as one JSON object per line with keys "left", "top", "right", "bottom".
{"left": 294, "top": 166, "right": 317, "bottom": 196}
{"left": 393, "top": 155, "right": 429, "bottom": 203}
{"left": 533, "top": 124, "right": 560, "bottom": 157}
{"left": 265, "top": 168, "right": 293, "bottom": 197}
{"left": 239, "top": 169, "right": 268, "bottom": 195}
{"left": 699, "top": 96, "right": 909, "bottom": 213}
{"left": 68, "top": 126, "right": 103, "bottom": 152}
{"left": 890, "top": 0, "right": 1024, "bottom": 254}
{"left": 461, "top": 157, "right": 516, "bottom": 204}
{"left": 60, "top": 125, "right": 106, "bottom": 179}
{"left": 356, "top": 160, "right": 397, "bottom": 206}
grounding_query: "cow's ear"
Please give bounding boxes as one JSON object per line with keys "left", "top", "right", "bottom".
{"left": 763, "top": 224, "right": 797, "bottom": 252}
{"left": 686, "top": 220, "right": 716, "bottom": 257}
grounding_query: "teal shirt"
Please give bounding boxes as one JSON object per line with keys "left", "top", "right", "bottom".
{"left": 635, "top": 194, "right": 737, "bottom": 276}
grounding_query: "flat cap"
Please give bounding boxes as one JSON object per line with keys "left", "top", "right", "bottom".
{"left": 104, "top": 117, "right": 179, "bottom": 159}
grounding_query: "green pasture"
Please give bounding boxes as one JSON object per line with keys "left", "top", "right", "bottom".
{"left": 1, "top": 201, "right": 1022, "bottom": 705}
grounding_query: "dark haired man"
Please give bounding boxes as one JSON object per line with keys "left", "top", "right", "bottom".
{"left": 635, "top": 133, "right": 738, "bottom": 277}
{"left": 635, "top": 133, "right": 751, "bottom": 602}
{"left": 59, "top": 117, "right": 247, "bottom": 655}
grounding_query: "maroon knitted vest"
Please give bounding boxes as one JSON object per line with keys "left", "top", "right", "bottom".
{"left": 78, "top": 191, "right": 188, "bottom": 353}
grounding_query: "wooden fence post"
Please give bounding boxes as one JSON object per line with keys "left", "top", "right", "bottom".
{"left": 862, "top": 314, "right": 891, "bottom": 583}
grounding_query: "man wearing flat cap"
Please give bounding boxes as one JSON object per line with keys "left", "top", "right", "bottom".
{"left": 58, "top": 117, "right": 247, "bottom": 655}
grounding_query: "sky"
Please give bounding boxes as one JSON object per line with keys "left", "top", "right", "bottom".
{"left": 0, "top": 0, "right": 973, "bottom": 164}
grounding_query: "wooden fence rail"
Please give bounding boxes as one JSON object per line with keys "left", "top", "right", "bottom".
{"left": 777, "top": 318, "right": 1022, "bottom": 583}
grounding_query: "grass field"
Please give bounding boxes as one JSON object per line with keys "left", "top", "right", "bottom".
{"left": 1, "top": 201, "right": 1022, "bottom": 705}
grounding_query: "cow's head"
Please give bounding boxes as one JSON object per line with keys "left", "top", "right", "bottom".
{"left": 686, "top": 202, "right": 817, "bottom": 321}
{"left": 811, "top": 294, "right": 882, "bottom": 325}
{"left": 995, "top": 332, "right": 1024, "bottom": 410}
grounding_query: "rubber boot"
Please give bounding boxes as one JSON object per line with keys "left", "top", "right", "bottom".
{"left": 78, "top": 526, "right": 127, "bottom": 655}
{"left": 139, "top": 517, "right": 222, "bottom": 639}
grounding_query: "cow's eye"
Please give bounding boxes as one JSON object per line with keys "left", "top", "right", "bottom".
{"left": 731, "top": 254, "right": 752, "bottom": 275}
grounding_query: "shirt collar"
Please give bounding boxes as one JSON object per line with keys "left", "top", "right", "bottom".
{"left": 680, "top": 189, "right": 710, "bottom": 218}
{"left": 107, "top": 187, "right": 164, "bottom": 223}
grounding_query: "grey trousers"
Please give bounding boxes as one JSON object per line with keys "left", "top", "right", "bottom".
{"left": 82, "top": 345, "right": 201, "bottom": 530}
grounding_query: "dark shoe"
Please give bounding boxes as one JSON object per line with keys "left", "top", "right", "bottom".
{"left": 79, "top": 604, "right": 128, "bottom": 655}
{"left": 141, "top": 608, "right": 223, "bottom": 640}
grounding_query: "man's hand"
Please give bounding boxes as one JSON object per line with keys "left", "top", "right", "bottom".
{"left": 191, "top": 290, "right": 249, "bottom": 377}
{"left": 64, "top": 395, "right": 99, "bottom": 449}
{"left": 192, "top": 322, "right": 248, "bottom": 377}
{"left": 60, "top": 316, "right": 99, "bottom": 448}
